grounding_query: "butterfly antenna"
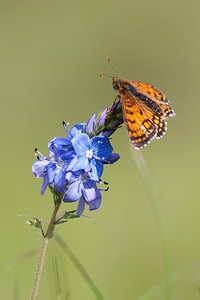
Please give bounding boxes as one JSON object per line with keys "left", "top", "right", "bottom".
{"left": 100, "top": 73, "right": 113, "bottom": 78}
{"left": 100, "top": 57, "right": 118, "bottom": 79}
{"left": 107, "top": 57, "right": 118, "bottom": 78}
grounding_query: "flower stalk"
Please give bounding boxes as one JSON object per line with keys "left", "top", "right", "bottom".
{"left": 30, "top": 195, "right": 63, "bottom": 300}
{"left": 30, "top": 237, "right": 48, "bottom": 300}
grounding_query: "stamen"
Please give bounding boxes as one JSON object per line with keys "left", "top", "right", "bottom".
{"left": 99, "top": 187, "right": 109, "bottom": 192}
{"left": 62, "top": 121, "right": 70, "bottom": 134}
{"left": 34, "top": 148, "right": 44, "bottom": 157}
{"left": 100, "top": 180, "right": 108, "bottom": 185}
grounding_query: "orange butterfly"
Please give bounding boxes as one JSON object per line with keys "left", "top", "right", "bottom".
{"left": 101, "top": 58, "right": 175, "bottom": 149}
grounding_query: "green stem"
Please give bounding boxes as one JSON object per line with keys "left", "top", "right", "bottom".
{"left": 45, "top": 199, "right": 61, "bottom": 238}
{"left": 30, "top": 199, "right": 62, "bottom": 300}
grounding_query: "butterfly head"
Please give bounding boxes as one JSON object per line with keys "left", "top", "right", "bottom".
{"left": 112, "top": 78, "right": 121, "bottom": 90}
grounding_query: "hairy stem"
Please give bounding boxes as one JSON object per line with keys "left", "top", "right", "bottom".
{"left": 30, "top": 198, "right": 62, "bottom": 300}
{"left": 30, "top": 237, "right": 48, "bottom": 300}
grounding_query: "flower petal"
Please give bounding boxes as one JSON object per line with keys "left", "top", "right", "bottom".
{"left": 48, "top": 136, "right": 68, "bottom": 159}
{"left": 54, "top": 168, "right": 66, "bottom": 192}
{"left": 76, "top": 196, "right": 85, "bottom": 215}
{"left": 71, "top": 133, "right": 90, "bottom": 155}
{"left": 46, "top": 163, "right": 56, "bottom": 184}
{"left": 68, "top": 123, "right": 85, "bottom": 141}
{"left": 89, "top": 158, "right": 103, "bottom": 181}
{"left": 63, "top": 181, "right": 82, "bottom": 202}
{"left": 86, "top": 114, "right": 96, "bottom": 134}
{"left": 97, "top": 108, "right": 108, "bottom": 126}
{"left": 41, "top": 175, "right": 48, "bottom": 195}
{"left": 91, "top": 136, "right": 113, "bottom": 159}
{"left": 32, "top": 159, "right": 49, "bottom": 178}
{"left": 66, "top": 155, "right": 77, "bottom": 171}
{"left": 61, "top": 151, "right": 76, "bottom": 170}
{"left": 99, "top": 153, "right": 120, "bottom": 164}
{"left": 82, "top": 179, "right": 101, "bottom": 202}
{"left": 72, "top": 153, "right": 88, "bottom": 171}
{"left": 66, "top": 170, "right": 81, "bottom": 184}
{"left": 87, "top": 197, "right": 101, "bottom": 211}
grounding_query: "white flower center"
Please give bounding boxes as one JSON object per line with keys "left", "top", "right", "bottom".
{"left": 86, "top": 149, "right": 93, "bottom": 159}
{"left": 57, "top": 158, "right": 64, "bottom": 168}
{"left": 80, "top": 173, "right": 87, "bottom": 182}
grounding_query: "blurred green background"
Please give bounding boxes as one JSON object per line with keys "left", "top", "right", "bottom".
{"left": 1, "top": 0, "right": 200, "bottom": 299}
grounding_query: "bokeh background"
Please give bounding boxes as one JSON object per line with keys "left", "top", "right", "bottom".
{"left": 1, "top": 0, "right": 200, "bottom": 299}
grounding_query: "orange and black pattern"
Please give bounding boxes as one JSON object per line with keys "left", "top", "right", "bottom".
{"left": 112, "top": 78, "right": 175, "bottom": 149}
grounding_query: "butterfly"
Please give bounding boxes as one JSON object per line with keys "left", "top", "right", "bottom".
{"left": 101, "top": 58, "right": 175, "bottom": 149}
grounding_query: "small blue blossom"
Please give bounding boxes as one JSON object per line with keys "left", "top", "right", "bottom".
{"left": 63, "top": 170, "right": 103, "bottom": 215}
{"left": 46, "top": 151, "right": 76, "bottom": 192}
{"left": 48, "top": 136, "right": 67, "bottom": 159}
{"left": 52, "top": 122, "right": 85, "bottom": 152}
{"left": 32, "top": 137, "right": 77, "bottom": 194}
{"left": 71, "top": 133, "right": 113, "bottom": 180}
{"left": 32, "top": 103, "right": 122, "bottom": 216}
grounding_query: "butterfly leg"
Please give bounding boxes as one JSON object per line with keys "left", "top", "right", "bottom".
{"left": 108, "top": 95, "right": 120, "bottom": 112}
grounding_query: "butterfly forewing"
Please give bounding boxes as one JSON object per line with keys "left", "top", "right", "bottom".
{"left": 132, "top": 81, "right": 175, "bottom": 118}
{"left": 120, "top": 92, "right": 157, "bottom": 149}
{"left": 133, "top": 82, "right": 169, "bottom": 104}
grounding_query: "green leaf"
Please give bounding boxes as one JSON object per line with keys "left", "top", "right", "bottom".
{"left": 25, "top": 216, "right": 44, "bottom": 237}
{"left": 54, "top": 210, "right": 80, "bottom": 225}
{"left": 63, "top": 210, "right": 80, "bottom": 220}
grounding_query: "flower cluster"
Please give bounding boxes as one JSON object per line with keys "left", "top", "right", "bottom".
{"left": 32, "top": 102, "right": 123, "bottom": 215}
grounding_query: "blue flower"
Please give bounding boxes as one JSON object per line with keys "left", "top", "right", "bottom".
{"left": 46, "top": 151, "right": 76, "bottom": 192}
{"left": 63, "top": 170, "right": 102, "bottom": 215}
{"left": 71, "top": 133, "right": 113, "bottom": 180}
{"left": 48, "top": 136, "right": 67, "bottom": 159}
{"left": 52, "top": 123, "right": 85, "bottom": 153}
{"left": 32, "top": 139, "right": 77, "bottom": 194}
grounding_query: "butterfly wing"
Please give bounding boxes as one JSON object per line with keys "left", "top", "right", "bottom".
{"left": 142, "top": 104, "right": 167, "bottom": 139}
{"left": 132, "top": 82, "right": 175, "bottom": 119}
{"left": 120, "top": 91, "right": 157, "bottom": 149}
